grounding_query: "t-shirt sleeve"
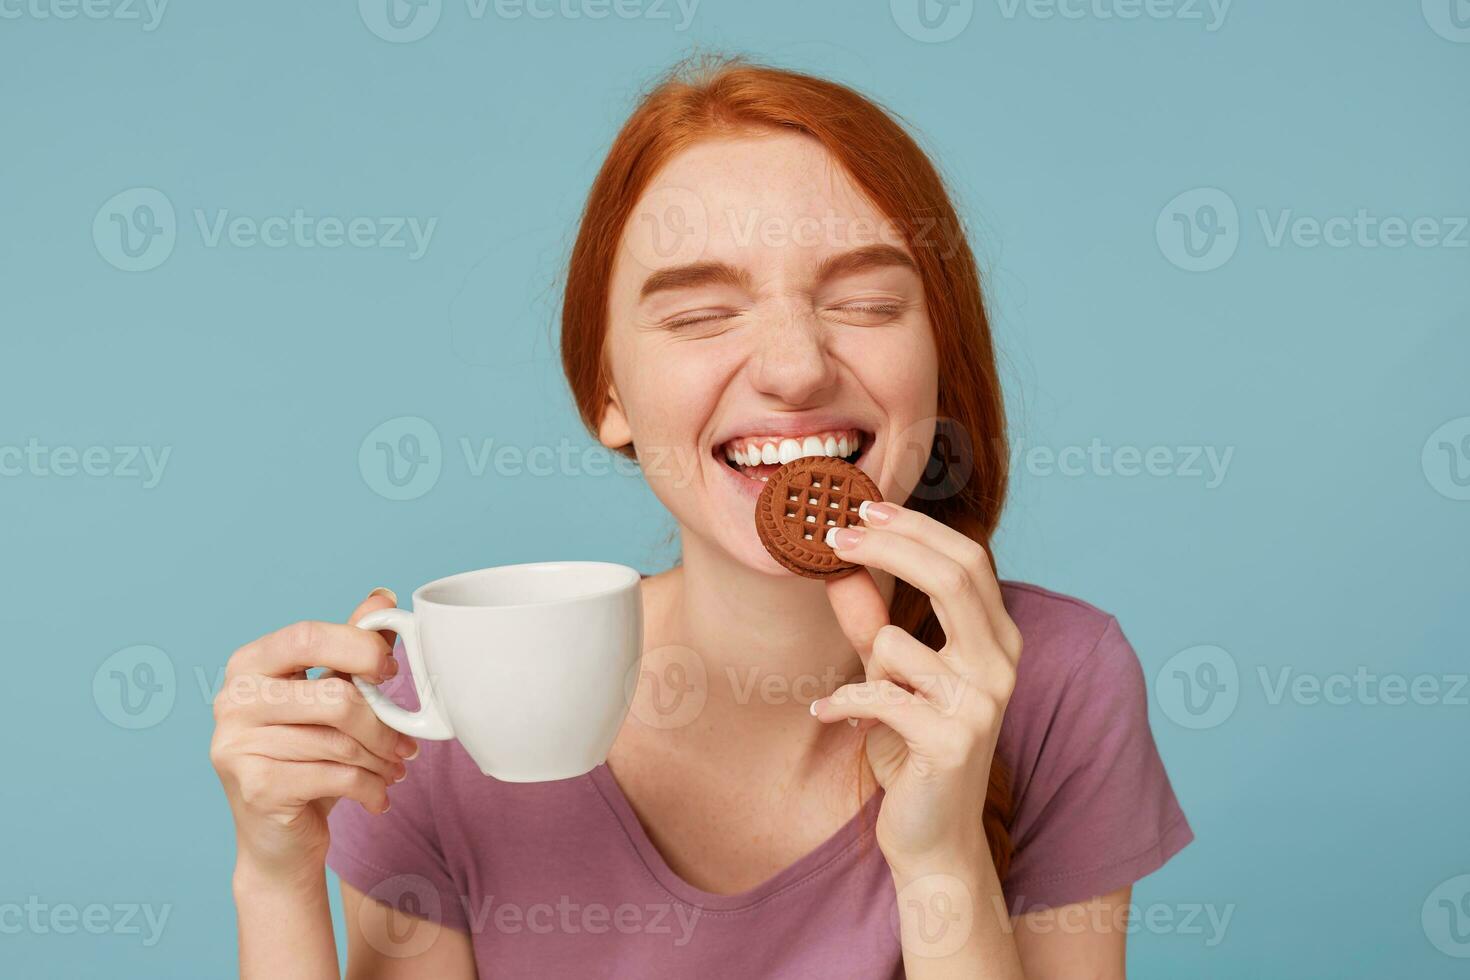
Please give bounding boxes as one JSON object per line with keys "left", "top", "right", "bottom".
{"left": 325, "top": 663, "right": 469, "bottom": 933}
{"left": 1002, "top": 617, "right": 1193, "bottom": 915}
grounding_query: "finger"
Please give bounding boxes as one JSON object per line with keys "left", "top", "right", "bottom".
{"left": 812, "top": 679, "right": 936, "bottom": 745}
{"left": 231, "top": 756, "right": 391, "bottom": 816}
{"left": 827, "top": 525, "right": 993, "bottom": 650}
{"left": 859, "top": 502, "right": 1011, "bottom": 633}
{"left": 230, "top": 620, "right": 395, "bottom": 682}
{"left": 349, "top": 587, "right": 401, "bottom": 651}
{"left": 865, "top": 625, "right": 962, "bottom": 712}
{"left": 225, "top": 676, "right": 411, "bottom": 763}
{"left": 824, "top": 568, "right": 890, "bottom": 663}
{"left": 279, "top": 760, "right": 392, "bottom": 815}
{"left": 242, "top": 724, "right": 408, "bottom": 784}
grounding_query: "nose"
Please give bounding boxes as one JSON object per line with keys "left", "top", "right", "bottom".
{"left": 748, "top": 307, "right": 839, "bottom": 407}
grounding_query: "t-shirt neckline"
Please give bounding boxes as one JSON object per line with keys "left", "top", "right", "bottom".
{"left": 586, "top": 763, "right": 885, "bottom": 913}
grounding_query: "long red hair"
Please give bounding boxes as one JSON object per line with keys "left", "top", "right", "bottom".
{"left": 559, "top": 56, "right": 1013, "bottom": 879}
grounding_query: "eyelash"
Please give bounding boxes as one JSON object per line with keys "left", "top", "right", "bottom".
{"left": 836, "top": 303, "right": 903, "bottom": 317}
{"left": 666, "top": 311, "right": 733, "bottom": 330}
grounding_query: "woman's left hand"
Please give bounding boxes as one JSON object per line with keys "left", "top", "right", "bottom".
{"left": 813, "top": 500, "right": 1022, "bottom": 870}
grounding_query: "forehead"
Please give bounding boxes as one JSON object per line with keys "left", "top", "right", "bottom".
{"left": 623, "top": 131, "right": 896, "bottom": 267}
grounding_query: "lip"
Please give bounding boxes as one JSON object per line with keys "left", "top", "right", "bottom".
{"left": 710, "top": 412, "right": 875, "bottom": 449}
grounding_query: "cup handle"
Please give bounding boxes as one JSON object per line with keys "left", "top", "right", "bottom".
{"left": 352, "top": 607, "right": 454, "bottom": 740}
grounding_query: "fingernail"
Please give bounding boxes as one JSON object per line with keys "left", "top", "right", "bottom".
{"left": 847, "top": 718, "right": 859, "bottom": 727}
{"left": 369, "top": 586, "right": 398, "bottom": 605}
{"left": 826, "top": 526, "right": 864, "bottom": 550}
{"left": 396, "top": 736, "right": 418, "bottom": 759}
{"left": 384, "top": 656, "right": 399, "bottom": 677}
{"left": 859, "top": 500, "right": 897, "bottom": 524}
{"left": 809, "top": 699, "right": 823, "bottom": 717}
{"left": 381, "top": 801, "right": 391, "bottom": 814}
{"left": 393, "top": 762, "right": 407, "bottom": 783}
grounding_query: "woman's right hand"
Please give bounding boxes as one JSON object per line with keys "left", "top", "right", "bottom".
{"left": 210, "top": 590, "right": 419, "bottom": 883}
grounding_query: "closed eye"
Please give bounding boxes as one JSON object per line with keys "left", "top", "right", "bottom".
{"left": 823, "top": 302, "right": 906, "bottom": 324}
{"left": 662, "top": 309, "right": 740, "bottom": 331}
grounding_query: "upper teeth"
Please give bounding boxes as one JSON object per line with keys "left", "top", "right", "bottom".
{"left": 722, "top": 429, "right": 863, "bottom": 467}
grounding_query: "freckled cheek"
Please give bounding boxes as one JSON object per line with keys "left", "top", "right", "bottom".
{"left": 620, "top": 347, "right": 729, "bottom": 457}
{"left": 835, "top": 329, "right": 939, "bottom": 420}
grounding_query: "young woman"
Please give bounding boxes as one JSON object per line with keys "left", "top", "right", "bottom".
{"left": 211, "top": 58, "right": 1192, "bottom": 978}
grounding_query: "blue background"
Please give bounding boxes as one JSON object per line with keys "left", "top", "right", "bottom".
{"left": 3, "top": 1, "right": 1467, "bottom": 976}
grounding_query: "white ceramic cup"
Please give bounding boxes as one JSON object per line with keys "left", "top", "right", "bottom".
{"left": 352, "top": 561, "right": 643, "bottom": 782}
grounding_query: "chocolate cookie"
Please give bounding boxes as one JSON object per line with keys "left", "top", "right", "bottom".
{"left": 755, "top": 457, "right": 882, "bottom": 580}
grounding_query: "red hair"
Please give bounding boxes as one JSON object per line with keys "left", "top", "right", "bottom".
{"left": 559, "top": 56, "right": 1013, "bottom": 879}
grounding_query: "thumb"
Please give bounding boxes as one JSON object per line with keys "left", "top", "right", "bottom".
{"left": 824, "top": 569, "right": 890, "bottom": 665}
{"left": 348, "top": 586, "right": 400, "bottom": 652}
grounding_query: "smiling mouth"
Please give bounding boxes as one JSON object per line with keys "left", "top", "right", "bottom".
{"left": 717, "top": 428, "right": 868, "bottom": 482}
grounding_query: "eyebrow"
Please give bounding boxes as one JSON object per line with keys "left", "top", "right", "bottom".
{"left": 639, "top": 261, "right": 751, "bottom": 300}
{"left": 812, "top": 244, "right": 917, "bottom": 284}
{"left": 638, "top": 244, "right": 917, "bottom": 301}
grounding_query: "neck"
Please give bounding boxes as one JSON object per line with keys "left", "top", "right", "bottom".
{"left": 643, "top": 527, "right": 891, "bottom": 736}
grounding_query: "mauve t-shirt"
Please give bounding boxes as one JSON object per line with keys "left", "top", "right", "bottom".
{"left": 327, "top": 581, "right": 1193, "bottom": 977}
